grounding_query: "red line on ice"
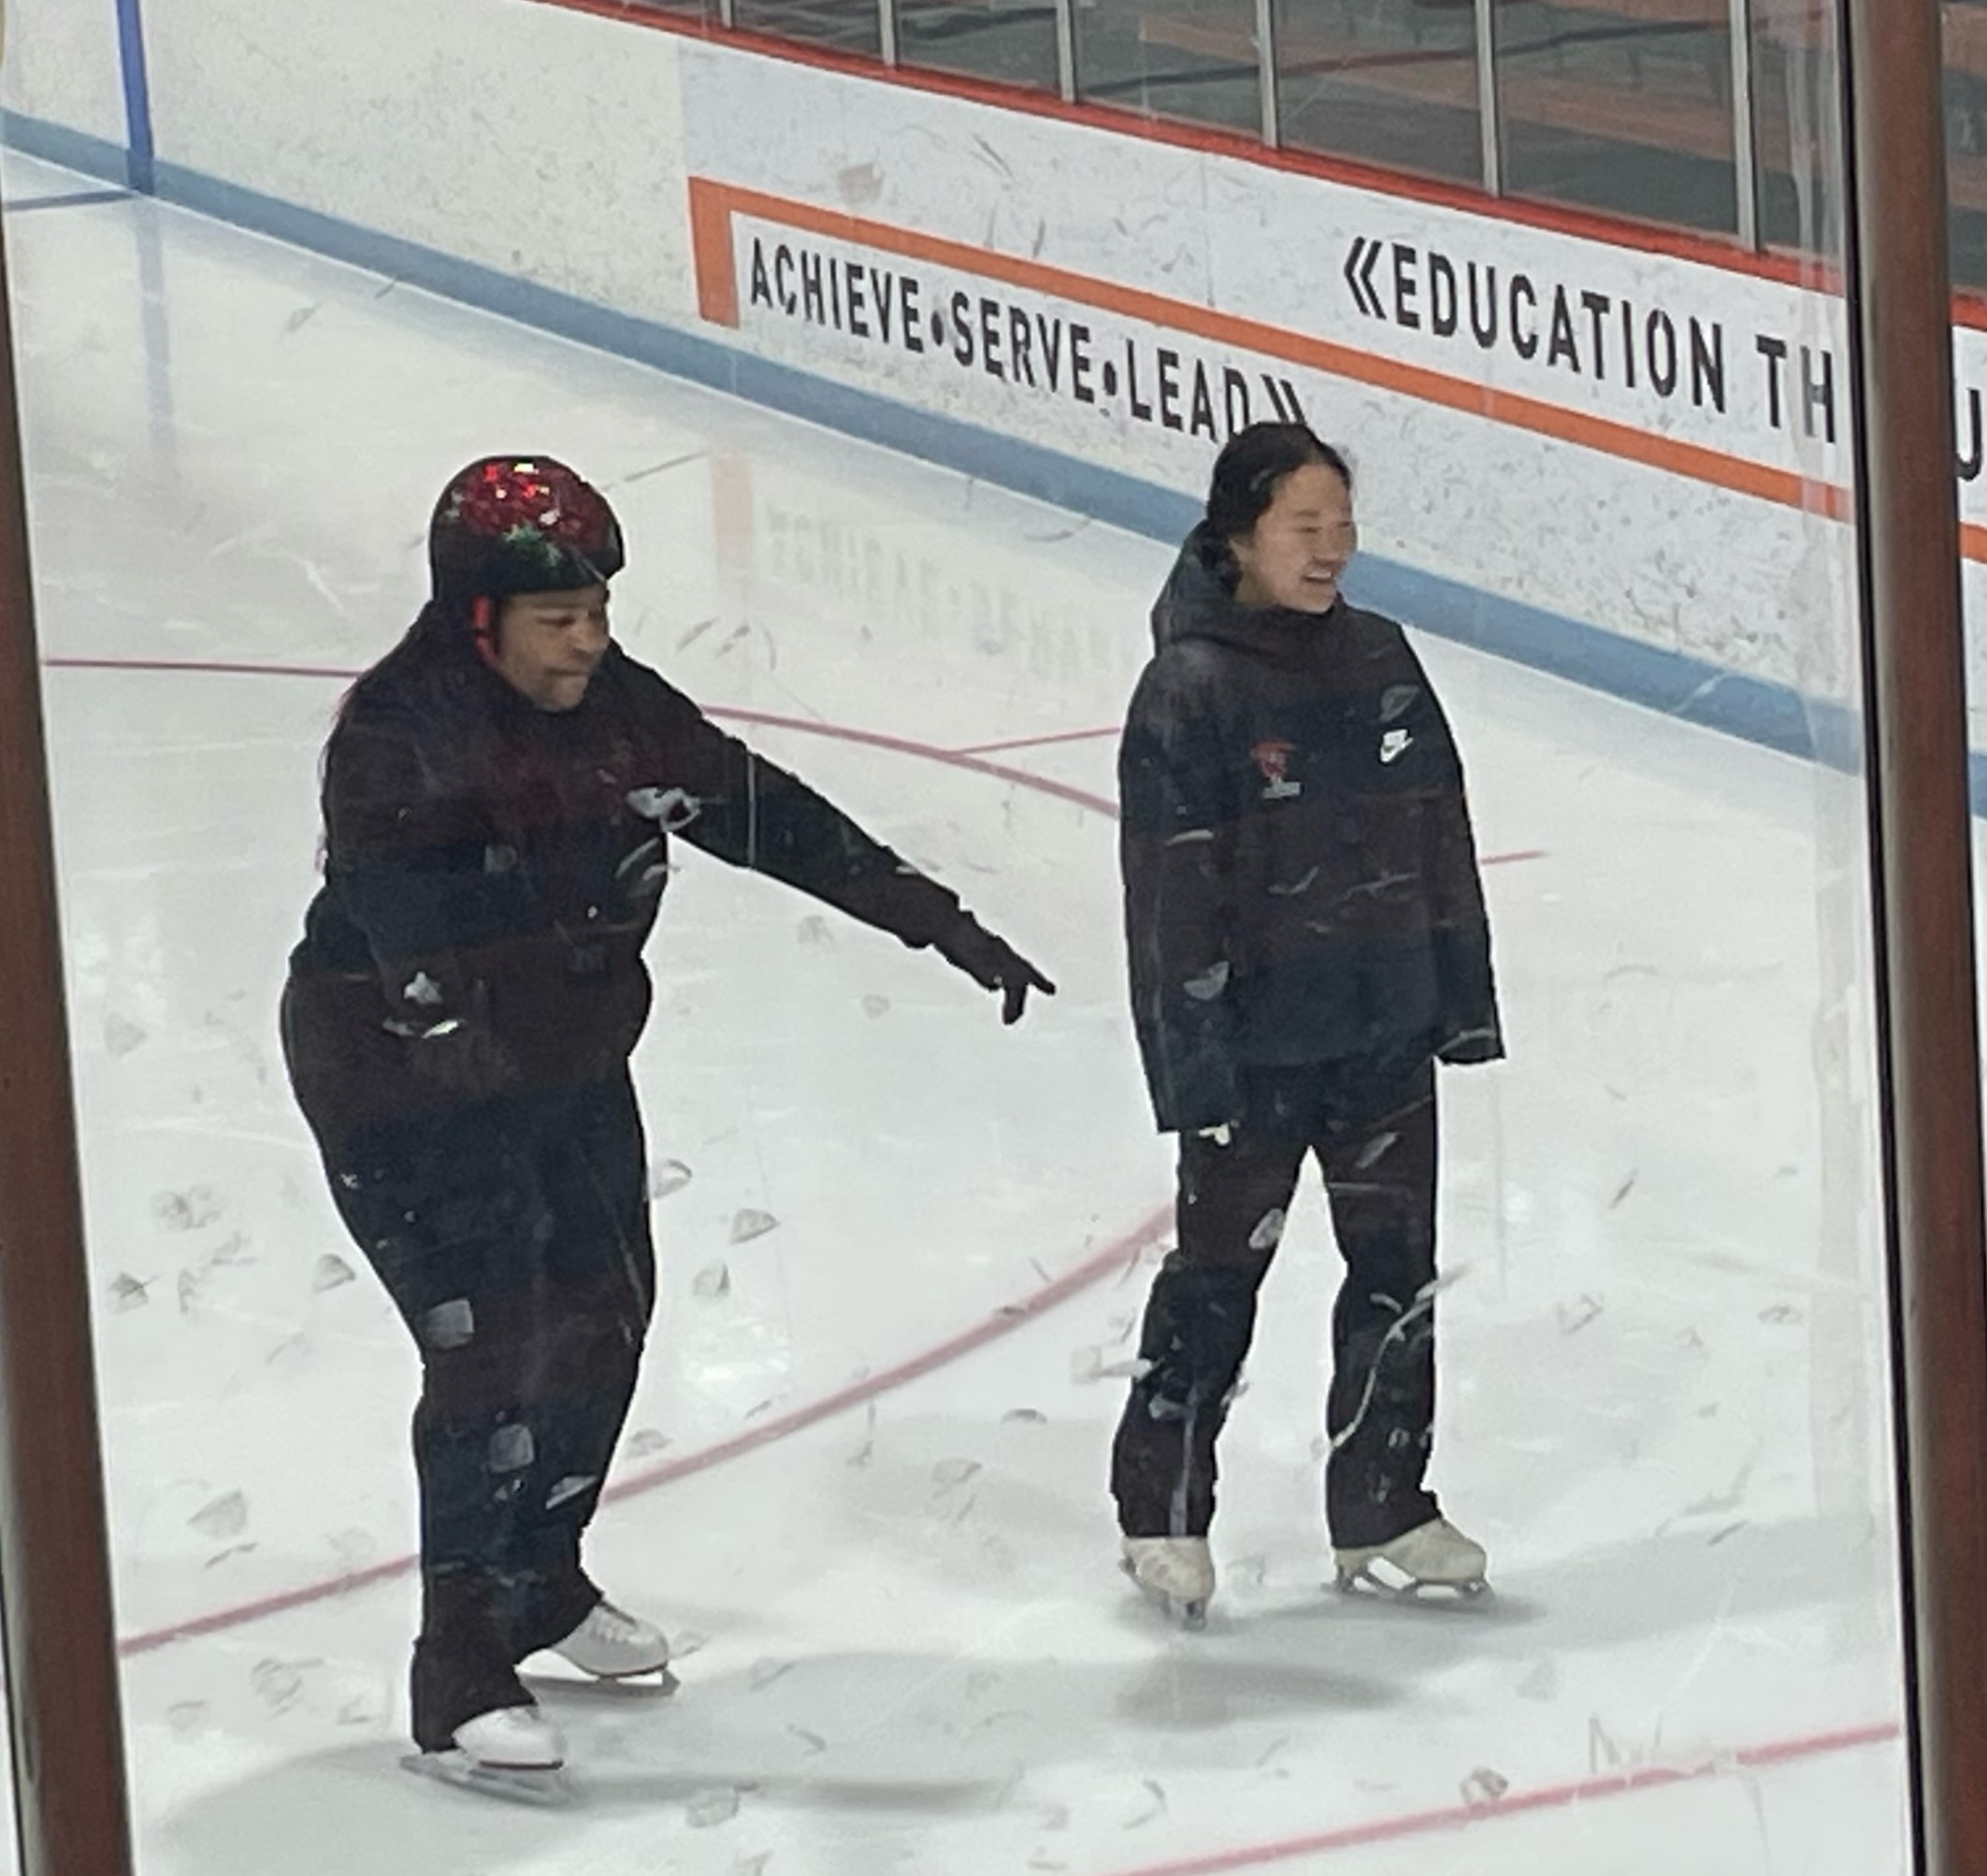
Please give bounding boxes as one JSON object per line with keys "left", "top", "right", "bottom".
{"left": 116, "top": 1203, "right": 1172, "bottom": 1658}
{"left": 65, "top": 655, "right": 1847, "bottom": 1866}
{"left": 43, "top": 657, "right": 1121, "bottom": 817}
{"left": 50, "top": 653, "right": 1536, "bottom": 1658}
{"left": 1094, "top": 1721, "right": 1902, "bottom": 1876}
{"left": 41, "top": 658, "right": 1547, "bottom": 868}
{"left": 950, "top": 724, "right": 1122, "bottom": 756}
{"left": 54, "top": 653, "right": 1877, "bottom": 1864}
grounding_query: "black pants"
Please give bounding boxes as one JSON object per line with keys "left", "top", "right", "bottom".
{"left": 308, "top": 1073, "right": 656, "bottom": 1749}
{"left": 1112, "top": 1058, "right": 1441, "bottom": 1552}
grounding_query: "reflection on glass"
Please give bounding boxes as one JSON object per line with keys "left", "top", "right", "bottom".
{"left": 1073, "top": 0, "right": 1265, "bottom": 137}
{"left": 626, "top": 0, "right": 723, "bottom": 22}
{"left": 733, "top": 0, "right": 884, "bottom": 55}
{"left": 898, "top": 0, "right": 1062, "bottom": 89}
{"left": 1275, "top": 0, "right": 1485, "bottom": 187}
{"left": 1497, "top": 0, "right": 1739, "bottom": 234}
{"left": 1755, "top": 0, "right": 1842, "bottom": 260}
{"left": 7, "top": 0, "right": 1925, "bottom": 1848}
{"left": 1944, "top": 1, "right": 1987, "bottom": 290}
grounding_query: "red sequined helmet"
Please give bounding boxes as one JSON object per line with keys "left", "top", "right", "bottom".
{"left": 428, "top": 456, "right": 625, "bottom": 611}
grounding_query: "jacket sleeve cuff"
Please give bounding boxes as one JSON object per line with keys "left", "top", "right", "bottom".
{"left": 1435, "top": 1023, "right": 1505, "bottom": 1065}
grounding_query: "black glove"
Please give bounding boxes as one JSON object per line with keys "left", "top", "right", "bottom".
{"left": 934, "top": 917, "right": 1056, "bottom": 1025}
{"left": 1435, "top": 1021, "right": 1504, "bottom": 1066}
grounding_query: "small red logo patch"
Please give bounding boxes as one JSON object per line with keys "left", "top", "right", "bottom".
{"left": 1250, "top": 739, "right": 1303, "bottom": 801}
{"left": 1252, "top": 740, "right": 1293, "bottom": 785}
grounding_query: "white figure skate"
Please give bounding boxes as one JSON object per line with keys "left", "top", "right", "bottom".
{"left": 403, "top": 1705, "right": 569, "bottom": 1803}
{"left": 1335, "top": 1516, "right": 1490, "bottom": 1599}
{"left": 1121, "top": 1536, "right": 1216, "bottom": 1630}
{"left": 552, "top": 1599, "right": 677, "bottom": 1691}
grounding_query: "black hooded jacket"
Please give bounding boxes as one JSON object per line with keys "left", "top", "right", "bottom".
{"left": 1120, "top": 529, "right": 1503, "bottom": 1133}
{"left": 284, "top": 622, "right": 970, "bottom": 1141}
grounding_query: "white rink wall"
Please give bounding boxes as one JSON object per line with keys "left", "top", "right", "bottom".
{"left": 2, "top": 0, "right": 124, "bottom": 148}
{"left": 8, "top": 0, "right": 1987, "bottom": 754}
{"left": 140, "top": 0, "right": 698, "bottom": 325}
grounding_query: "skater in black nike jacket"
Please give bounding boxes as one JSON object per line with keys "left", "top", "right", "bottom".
{"left": 1111, "top": 424, "right": 1501, "bottom": 1625}
{"left": 282, "top": 457, "right": 1051, "bottom": 1784}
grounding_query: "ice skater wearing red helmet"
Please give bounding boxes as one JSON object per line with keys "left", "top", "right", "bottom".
{"left": 281, "top": 458, "right": 1051, "bottom": 1792}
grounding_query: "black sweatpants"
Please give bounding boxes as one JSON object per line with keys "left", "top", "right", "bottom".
{"left": 309, "top": 1073, "right": 656, "bottom": 1749}
{"left": 1112, "top": 1057, "right": 1441, "bottom": 1552}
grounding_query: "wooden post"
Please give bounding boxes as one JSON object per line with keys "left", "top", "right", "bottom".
{"left": 0, "top": 200, "right": 137, "bottom": 1872}
{"left": 1837, "top": 2, "right": 1987, "bottom": 1870}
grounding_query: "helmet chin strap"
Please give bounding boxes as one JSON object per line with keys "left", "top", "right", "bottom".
{"left": 470, "top": 596, "right": 501, "bottom": 670}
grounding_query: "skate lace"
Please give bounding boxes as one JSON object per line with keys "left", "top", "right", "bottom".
{"left": 587, "top": 1601, "right": 643, "bottom": 1642}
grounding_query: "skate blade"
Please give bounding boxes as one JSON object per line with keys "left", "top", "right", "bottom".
{"left": 1121, "top": 1558, "right": 1211, "bottom": 1631}
{"left": 1336, "top": 1565, "right": 1491, "bottom": 1603}
{"left": 609, "top": 1664, "right": 680, "bottom": 1696}
{"left": 401, "top": 1752, "right": 573, "bottom": 1805}
{"left": 529, "top": 1664, "right": 679, "bottom": 1699}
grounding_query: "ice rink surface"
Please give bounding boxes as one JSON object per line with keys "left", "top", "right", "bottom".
{"left": 8, "top": 149, "right": 1921, "bottom": 1871}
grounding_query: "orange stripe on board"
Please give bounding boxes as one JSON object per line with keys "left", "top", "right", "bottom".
{"left": 689, "top": 179, "right": 1980, "bottom": 561}
{"left": 688, "top": 178, "right": 741, "bottom": 326}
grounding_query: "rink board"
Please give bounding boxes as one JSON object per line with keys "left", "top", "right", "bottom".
{"left": 8, "top": 0, "right": 1987, "bottom": 770}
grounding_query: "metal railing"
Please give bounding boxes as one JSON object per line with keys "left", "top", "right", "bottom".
{"left": 848, "top": 0, "right": 1792, "bottom": 254}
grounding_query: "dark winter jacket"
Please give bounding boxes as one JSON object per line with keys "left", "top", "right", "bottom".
{"left": 284, "top": 631, "right": 970, "bottom": 1141}
{"left": 1121, "top": 529, "right": 1502, "bottom": 1133}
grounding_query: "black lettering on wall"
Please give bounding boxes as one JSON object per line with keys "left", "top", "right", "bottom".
{"left": 1755, "top": 332, "right": 1789, "bottom": 430}
{"left": 1510, "top": 274, "right": 1539, "bottom": 360}
{"left": 1580, "top": 290, "right": 1611, "bottom": 382}
{"left": 1430, "top": 253, "right": 1460, "bottom": 339}
{"left": 1262, "top": 376, "right": 1306, "bottom": 423}
{"left": 1189, "top": 361, "right": 1219, "bottom": 440}
{"left": 1392, "top": 242, "right": 1421, "bottom": 331}
{"left": 979, "top": 296, "right": 1006, "bottom": 380}
{"left": 1468, "top": 263, "right": 1498, "bottom": 349}
{"left": 1126, "top": 341, "right": 1153, "bottom": 421}
{"left": 1009, "top": 305, "right": 1036, "bottom": 386}
{"left": 1691, "top": 320, "right": 1727, "bottom": 413}
{"left": 1546, "top": 286, "right": 1580, "bottom": 374}
{"left": 1158, "top": 348, "right": 1184, "bottom": 431}
{"left": 1649, "top": 310, "right": 1679, "bottom": 397}
{"left": 1223, "top": 367, "right": 1253, "bottom": 434}
{"left": 1036, "top": 312, "right": 1063, "bottom": 388}
{"left": 1071, "top": 324, "right": 1097, "bottom": 405}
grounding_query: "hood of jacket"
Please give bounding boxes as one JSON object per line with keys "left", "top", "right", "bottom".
{"left": 1149, "top": 524, "right": 1342, "bottom": 669}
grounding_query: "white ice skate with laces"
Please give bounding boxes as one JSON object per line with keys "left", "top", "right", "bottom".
{"left": 539, "top": 1598, "right": 678, "bottom": 1692}
{"left": 403, "top": 1705, "right": 570, "bottom": 1803}
{"left": 550, "top": 1599, "right": 678, "bottom": 1691}
{"left": 1121, "top": 1536, "right": 1216, "bottom": 1630}
{"left": 1334, "top": 1516, "right": 1490, "bottom": 1599}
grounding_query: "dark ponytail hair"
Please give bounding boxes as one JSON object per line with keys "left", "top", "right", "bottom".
{"left": 1202, "top": 423, "right": 1353, "bottom": 552}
